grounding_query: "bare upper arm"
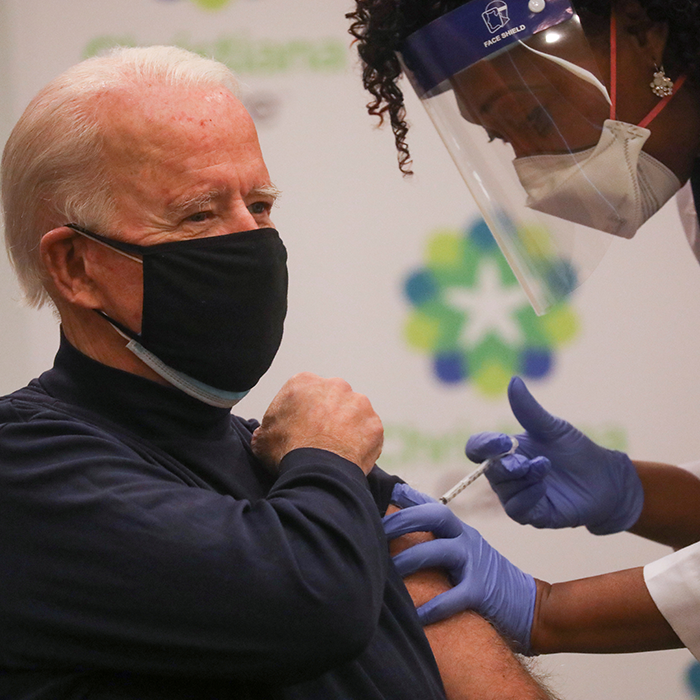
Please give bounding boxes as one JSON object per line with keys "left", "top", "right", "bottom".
{"left": 386, "top": 504, "right": 557, "bottom": 700}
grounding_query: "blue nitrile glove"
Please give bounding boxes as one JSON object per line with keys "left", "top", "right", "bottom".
{"left": 384, "top": 483, "right": 536, "bottom": 653}
{"left": 466, "top": 376, "right": 644, "bottom": 534}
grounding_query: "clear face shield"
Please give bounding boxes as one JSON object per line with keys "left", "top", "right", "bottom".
{"left": 398, "top": 0, "right": 681, "bottom": 313}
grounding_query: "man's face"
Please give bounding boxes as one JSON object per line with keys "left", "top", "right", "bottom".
{"left": 84, "top": 84, "right": 277, "bottom": 335}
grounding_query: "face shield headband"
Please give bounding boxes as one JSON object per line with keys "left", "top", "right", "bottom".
{"left": 400, "top": 0, "right": 577, "bottom": 100}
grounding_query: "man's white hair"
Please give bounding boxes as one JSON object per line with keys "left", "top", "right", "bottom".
{"left": 1, "top": 45, "right": 240, "bottom": 308}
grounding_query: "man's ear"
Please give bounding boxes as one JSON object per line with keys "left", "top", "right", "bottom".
{"left": 614, "top": 0, "right": 669, "bottom": 65}
{"left": 40, "top": 226, "right": 102, "bottom": 309}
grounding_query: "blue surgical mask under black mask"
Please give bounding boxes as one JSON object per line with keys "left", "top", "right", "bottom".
{"left": 66, "top": 224, "right": 288, "bottom": 408}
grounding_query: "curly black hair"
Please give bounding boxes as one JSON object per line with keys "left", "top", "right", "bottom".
{"left": 347, "top": 0, "right": 700, "bottom": 173}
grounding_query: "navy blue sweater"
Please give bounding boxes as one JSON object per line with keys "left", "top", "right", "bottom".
{"left": 0, "top": 337, "right": 446, "bottom": 699}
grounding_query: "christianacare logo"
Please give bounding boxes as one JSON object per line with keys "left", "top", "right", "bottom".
{"left": 403, "top": 218, "right": 578, "bottom": 397}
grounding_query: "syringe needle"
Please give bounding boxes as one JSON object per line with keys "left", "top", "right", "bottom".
{"left": 438, "top": 437, "right": 519, "bottom": 505}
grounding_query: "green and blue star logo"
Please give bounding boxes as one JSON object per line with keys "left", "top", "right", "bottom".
{"left": 403, "top": 218, "right": 578, "bottom": 397}
{"left": 159, "top": 0, "right": 235, "bottom": 11}
{"left": 192, "top": 0, "right": 232, "bottom": 8}
{"left": 687, "top": 661, "right": 700, "bottom": 697}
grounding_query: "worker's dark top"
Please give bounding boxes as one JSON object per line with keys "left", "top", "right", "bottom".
{"left": 0, "top": 337, "right": 446, "bottom": 699}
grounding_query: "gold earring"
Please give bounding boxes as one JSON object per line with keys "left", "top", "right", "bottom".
{"left": 650, "top": 64, "right": 674, "bottom": 97}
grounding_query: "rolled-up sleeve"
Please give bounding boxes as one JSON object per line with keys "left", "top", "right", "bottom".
{"left": 645, "top": 542, "right": 700, "bottom": 659}
{"left": 643, "top": 460, "right": 700, "bottom": 659}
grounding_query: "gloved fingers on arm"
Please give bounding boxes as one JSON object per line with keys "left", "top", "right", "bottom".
{"left": 416, "top": 584, "right": 480, "bottom": 626}
{"left": 391, "top": 537, "right": 464, "bottom": 578}
{"left": 465, "top": 431, "right": 515, "bottom": 463}
{"left": 389, "top": 482, "right": 437, "bottom": 509}
{"left": 383, "top": 502, "right": 463, "bottom": 541}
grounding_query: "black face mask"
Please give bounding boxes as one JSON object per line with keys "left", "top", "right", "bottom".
{"left": 66, "top": 224, "right": 288, "bottom": 406}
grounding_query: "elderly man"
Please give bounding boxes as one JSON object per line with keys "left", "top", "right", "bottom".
{"left": 0, "top": 46, "right": 553, "bottom": 699}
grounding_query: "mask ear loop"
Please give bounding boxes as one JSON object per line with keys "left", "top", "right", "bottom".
{"left": 609, "top": 9, "right": 686, "bottom": 128}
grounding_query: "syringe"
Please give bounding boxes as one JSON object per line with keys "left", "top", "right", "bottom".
{"left": 438, "top": 436, "right": 519, "bottom": 505}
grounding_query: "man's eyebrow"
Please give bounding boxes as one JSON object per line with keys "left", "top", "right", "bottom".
{"left": 167, "top": 190, "right": 223, "bottom": 217}
{"left": 166, "top": 183, "right": 281, "bottom": 217}
{"left": 250, "top": 183, "right": 282, "bottom": 200}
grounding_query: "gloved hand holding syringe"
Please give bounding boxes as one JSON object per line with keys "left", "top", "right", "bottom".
{"left": 438, "top": 436, "right": 519, "bottom": 505}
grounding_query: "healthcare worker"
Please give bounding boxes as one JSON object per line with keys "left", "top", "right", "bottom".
{"left": 348, "top": 0, "right": 700, "bottom": 659}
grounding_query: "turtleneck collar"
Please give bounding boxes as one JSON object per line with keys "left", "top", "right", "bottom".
{"left": 37, "top": 332, "right": 236, "bottom": 442}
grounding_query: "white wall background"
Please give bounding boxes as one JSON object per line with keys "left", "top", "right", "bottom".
{"left": 1, "top": 1, "right": 700, "bottom": 698}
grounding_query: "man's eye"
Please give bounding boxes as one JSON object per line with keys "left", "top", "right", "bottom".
{"left": 186, "top": 211, "right": 212, "bottom": 223}
{"left": 248, "top": 201, "right": 272, "bottom": 215}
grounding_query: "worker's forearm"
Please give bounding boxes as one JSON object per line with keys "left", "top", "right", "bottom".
{"left": 530, "top": 568, "right": 682, "bottom": 655}
{"left": 629, "top": 462, "right": 700, "bottom": 549}
{"left": 387, "top": 506, "right": 557, "bottom": 700}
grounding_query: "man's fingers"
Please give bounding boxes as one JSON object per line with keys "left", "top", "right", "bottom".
{"left": 253, "top": 373, "right": 383, "bottom": 474}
